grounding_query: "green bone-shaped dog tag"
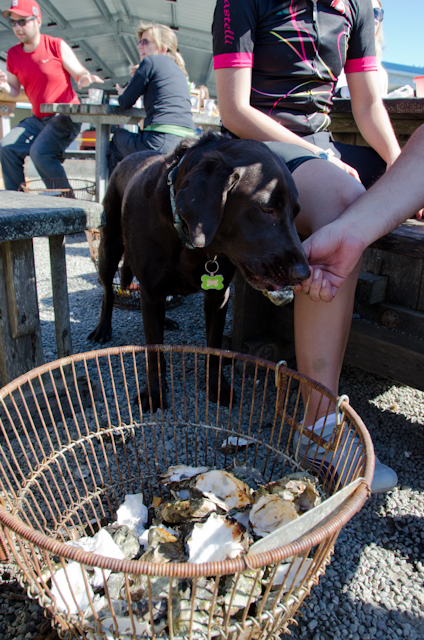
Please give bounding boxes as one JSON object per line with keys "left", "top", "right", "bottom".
{"left": 201, "top": 274, "right": 224, "bottom": 290}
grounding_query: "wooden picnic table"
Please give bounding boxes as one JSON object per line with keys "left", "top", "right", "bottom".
{"left": 232, "top": 97, "right": 424, "bottom": 390}
{"left": 40, "top": 103, "right": 221, "bottom": 203}
{"left": 0, "top": 190, "right": 104, "bottom": 386}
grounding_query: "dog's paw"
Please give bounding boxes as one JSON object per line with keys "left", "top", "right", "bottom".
{"left": 209, "top": 375, "right": 235, "bottom": 407}
{"left": 164, "top": 317, "right": 179, "bottom": 331}
{"left": 88, "top": 323, "right": 112, "bottom": 343}
{"left": 137, "top": 385, "right": 168, "bottom": 413}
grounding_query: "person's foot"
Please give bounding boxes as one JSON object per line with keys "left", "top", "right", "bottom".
{"left": 293, "top": 413, "right": 397, "bottom": 493}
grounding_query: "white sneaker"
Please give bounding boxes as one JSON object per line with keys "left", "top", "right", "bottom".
{"left": 293, "top": 413, "right": 397, "bottom": 494}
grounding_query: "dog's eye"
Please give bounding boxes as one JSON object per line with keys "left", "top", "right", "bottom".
{"left": 260, "top": 207, "right": 276, "bottom": 217}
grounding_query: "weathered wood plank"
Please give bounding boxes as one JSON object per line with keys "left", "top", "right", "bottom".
{"left": 370, "top": 220, "right": 424, "bottom": 258}
{"left": 3, "top": 239, "right": 39, "bottom": 339}
{"left": 361, "top": 250, "right": 422, "bottom": 309}
{"left": 345, "top": 319, "right": 424, "bottom": 391}
{"left": 0, "top": 243, "right": 44, "bottom": 386}
{"left": 0, "top": 191, "right": 105, "bottom": 241}
{"left": 354, "top": 301, "right": 424, "bottom": 340}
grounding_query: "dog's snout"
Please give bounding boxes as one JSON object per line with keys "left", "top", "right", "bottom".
{"left": 290, "top": 261, "right": 311, "bottom": 283}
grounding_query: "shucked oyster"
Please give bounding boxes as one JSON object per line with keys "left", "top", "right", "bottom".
{"left": 270, "top": 472, "right": 321, "bottom": 513}
{"left": 187, "top": 513, "right": 249, "bottom": 563}
{"left": 194, "top": 470, "right": 252, "bottom": 510}
{"left": 159, "top": 497, "right": 217, "bottom": 523}
{"left": 231, "top": 464, "right": 266, "bottom": 490}
{"left": 249, "top": 494, "right": 298, "bottom": 537}
{"left": 140, "top": 525, "right": 184, "bottom": 563}
{"left": 160, "top": 465, "right": 209, "bottom": 485}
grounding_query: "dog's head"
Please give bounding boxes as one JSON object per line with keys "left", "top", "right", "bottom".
{"left": 174, "top": 138, "right": 310, "bottom": 291}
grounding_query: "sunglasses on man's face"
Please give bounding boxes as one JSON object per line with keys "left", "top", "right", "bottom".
{"left": 373, "top": 7, "right": 384, "bottom": 23}
{"left": 9, "top": 16, "right": 36, "bottom": 28}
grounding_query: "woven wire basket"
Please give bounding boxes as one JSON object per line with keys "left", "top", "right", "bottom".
{"left": 0, "top": 345, "right": 374, "bottom": 640}
{"left": 85, "top": 229, "right": 141, "bottom": 311}
{"left": 19, "top": 178, "right": 96, "bottom": 201}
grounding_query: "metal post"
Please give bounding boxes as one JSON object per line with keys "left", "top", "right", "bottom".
{"left": 95, "top": 122, "right": 111, "bottom": 203}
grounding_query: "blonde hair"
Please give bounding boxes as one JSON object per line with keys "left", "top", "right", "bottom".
{"left": 372, "top": 0, "right": 384, "bottom": 64}
{"left": 136, "top": 20, "right": 188, "bottom": 75}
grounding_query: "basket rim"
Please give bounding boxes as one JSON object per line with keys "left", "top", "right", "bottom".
{"left": 0, "top": 344, "right": 374, "bottom": 577}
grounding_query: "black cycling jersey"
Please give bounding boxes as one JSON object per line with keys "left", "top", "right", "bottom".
{"left": 212, "top": 0, "right": 377, "bottom": 135}
{"left": 119, "top": 54, "right": 194, "bottom": 130}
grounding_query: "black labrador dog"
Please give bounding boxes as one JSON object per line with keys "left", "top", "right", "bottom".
{"left": 89, "top": 132, "right": 310, "bottom": 411}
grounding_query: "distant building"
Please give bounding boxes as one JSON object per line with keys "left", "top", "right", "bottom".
{"left": 383, "top": 61, "right": 424, "bottom": 93}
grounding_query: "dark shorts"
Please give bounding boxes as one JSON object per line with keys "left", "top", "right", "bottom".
{"left": 264, "top": 131, "right": 386, "bottom": 189}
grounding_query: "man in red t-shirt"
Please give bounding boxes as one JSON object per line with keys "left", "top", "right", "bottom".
{"left": 0, "top": 0, "right": 103, "bottom": 190}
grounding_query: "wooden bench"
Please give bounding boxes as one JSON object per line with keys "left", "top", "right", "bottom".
{"left": 231, "top": 220, "right": 424, "bottom": 391}
{"left": 0, "top": 191, "right": 104, "bottom": 386}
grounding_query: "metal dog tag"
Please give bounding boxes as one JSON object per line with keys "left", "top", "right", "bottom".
{"left": 201, "top": 256, "right": 224, "bottom": 290}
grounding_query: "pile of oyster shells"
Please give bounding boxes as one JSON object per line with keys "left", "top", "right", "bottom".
{"left": 47, "top": 460, "right": 322, "bottom": 638}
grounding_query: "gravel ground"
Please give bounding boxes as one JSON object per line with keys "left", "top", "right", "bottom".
{"left": 0, "top": 231, "right": 423, "bottom": 640}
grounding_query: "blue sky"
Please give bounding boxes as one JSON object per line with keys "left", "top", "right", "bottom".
{"left": 381, "top": 0, "right": 424, "bottom": 68}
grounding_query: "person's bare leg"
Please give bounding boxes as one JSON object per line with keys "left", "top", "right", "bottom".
{"left": 292, "top": 159, "right": 365, "bottom": 425}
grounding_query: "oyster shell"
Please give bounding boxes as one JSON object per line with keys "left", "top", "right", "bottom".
{"left": 140, "top": 525, "right": 184, "bottom": 563}
{"left": 231, "top": 464, "right": 266, "bottom": 490}
{"left": 269, "top": 557, "right": 314, "bottom": 590}
{"left": 187, "top": 513, "right": 248, "bottom": 563}
{"left": 172, "top": 583, "right": 210, "bottom": 636}
{"left": 159, "top": 497, "right": 217, "bottom": 523}
{"left": 273, "top": 472, "right": 321, "bottom": 513}
{"left": 249, "top": 494, "right": 299, "bottom": 537}
{"left": 160, "top": 465, "right": 209, "bottom": 484}
{"left": 100, "top": 615, "right": 151, "bottom": 638}
{"left": 222, "top": 570, "right": 263, "bottom": 616}
{"left": 194, "top": 470, "right": 252, "bottom": 510}
{"left": 221, "top": 436, "right": 253, "bottom": 453}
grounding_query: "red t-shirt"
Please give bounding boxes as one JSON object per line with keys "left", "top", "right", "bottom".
{"left": 7, "top": 34, "right": 79, "bottom": 118}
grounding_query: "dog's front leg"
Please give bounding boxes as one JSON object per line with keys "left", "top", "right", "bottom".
{"left": 139, "top": 297, "right": 168, "bottom": 412}
{"left": 203, "top": 287, "right": 232, "bottom": 406}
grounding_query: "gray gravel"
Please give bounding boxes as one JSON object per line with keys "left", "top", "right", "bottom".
{"left": 0, "top": 231, "right": 423, "bottom": 640}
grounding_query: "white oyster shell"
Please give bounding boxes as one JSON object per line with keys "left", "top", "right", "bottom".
{"left": 187, "top": 513, "right": 248, "bottom": 564}
{"left": 249, "top": 494, "right": 299, "bottom": 537}
{"left": 194, "top": 470, "right": 252, "bottom": 510}
{"left": 160, "top": 465, "right": 209, "bottom": 484}
{"left": 272, "top": 557, "right": 314, "bottom": 589}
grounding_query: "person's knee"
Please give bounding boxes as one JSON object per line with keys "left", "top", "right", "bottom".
{"left": 29, "top": 141, "right": 55, "bottom": 169}
{"left": 334, "top": 177, "right": 365, "bottom": 213}
{"left": 0, "top": 137, "right": 17, "bottom": 161}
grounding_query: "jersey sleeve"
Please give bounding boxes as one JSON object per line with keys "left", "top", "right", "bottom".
{"left": 212, "top": 0, "right": 257, "bottom": 69}
{"left": 344, "top": 0, "right": 377, "bottom": 74}
{"left": 6, "top": 47, "right": 18, "bottom": 77}
{"left": 118, "top": 57, "right": 152, "bottom": 109}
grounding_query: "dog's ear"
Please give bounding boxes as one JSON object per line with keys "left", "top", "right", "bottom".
{"left": 175, "top": 150, "right": 244, "bottom": 248}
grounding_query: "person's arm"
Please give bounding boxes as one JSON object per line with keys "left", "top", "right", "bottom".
{"left": 215, "top": 67, "right": 361, "bottom": 181}
{"left": 297, "top": 125, "right": 424, "bottom": 301}
{"left": 347, "top": 70, "right": 400, "bottom": 168}
{"left": 60, "top": 41, "right": 104, "bottom": 89}
{"left": 118, "top": 59, "right": 149, "bottom": 110}
{"left": 0, "top": 68, "right": 21, "bottom": 99}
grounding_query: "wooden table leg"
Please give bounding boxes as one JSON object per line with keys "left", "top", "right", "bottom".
{"left": 95, "top": 122, "right": 111, "bottom": 203}
{"left": 0, "top": 239, "right": 44, "bottom": 385}
{"left": 49, "top": 234, "right": 72, "bottom": 360}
